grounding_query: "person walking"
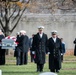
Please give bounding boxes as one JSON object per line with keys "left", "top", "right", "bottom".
{"left": 32, "top": 26, "right": 48, "bottom": 72}
{"left": 47, "top": 30, "right": 62, "bottom": 73}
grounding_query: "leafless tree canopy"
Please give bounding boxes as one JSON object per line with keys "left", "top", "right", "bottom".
{"left": 0, "top": 0, "right": 76, "bottom": 36}
{"left": 0, "top": 0, "right": 29, "bottom": 36}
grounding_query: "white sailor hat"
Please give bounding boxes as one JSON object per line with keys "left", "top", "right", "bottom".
{"left": 20, "top": 30, "right": 26, "bottom": 33}
{"left": 16, "top": 32, "right": 20, "bottom": 35}
{"left": 51, "top": 30, "right": 57, "bottom": 35}
{"left": 38, "top": 26, "right": 44, "bottom": 29}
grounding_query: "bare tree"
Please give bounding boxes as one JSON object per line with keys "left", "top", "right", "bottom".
{"left": 0, "top": 0, "right": 29, "bottom": 36}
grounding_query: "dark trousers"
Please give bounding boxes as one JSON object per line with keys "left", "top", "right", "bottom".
{"left": 0, "top": 55, "right": 5, "bottom": 65}
{"left": 50, "top": 57, "right": 60, "bottom": 72}
{"left": 16, "top": 51, "right": 21, "bottom": 65}
{"left": 24, "top": 52, "right": 28, "bottom": 64}
{"left": 16, "top": 51, "right": 28, "bottom": 65}
{"left": 37, "top": 63, "right": 44, "bottom": 72}
{"left": 61, "top": 55, "right": 63, "bottom": 62}
{"left": 30, "top": 52, "right": 34, "bottom": 62}
{"left": 0, "top": 50, "right": 5, "bottom": 65}
{"left": 16, "top": 51, "right": 25, "bottom": 65}
{"left": 50, "top": 69, "right": 55, "bottom": 72}
{"left": 20, "top": 52, "right": 25, "bottom": 65}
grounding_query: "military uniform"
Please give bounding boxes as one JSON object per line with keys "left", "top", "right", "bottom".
{"left": 32, "top": 26, "right": 48, "bottom": 72}
{"left": 47, "top": 30, "right": 62, "bottom": 73}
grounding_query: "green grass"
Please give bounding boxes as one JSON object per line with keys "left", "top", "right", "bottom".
{"left": 0, "top": 55, "right": 76, "bottom": 75}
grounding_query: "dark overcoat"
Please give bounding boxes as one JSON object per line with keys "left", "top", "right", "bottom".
{"left": 73, "top": 38, "right": 76, "bottom": 56}
{"left": 15, "top": 35, "right": 29, "bottom": 65}
{"left": 16, "top": 35, "right": 29, "bottom": 53}
{"left": 48, "top": 37, "right": 62, "bottom": 70}
{"left": 0, "top": 34, "right": 5, "bottom": 65}
{"left": 32, "top": 33, "right": 48, "bottom": 64}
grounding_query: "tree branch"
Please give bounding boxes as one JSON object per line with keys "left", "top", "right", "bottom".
{"left": 12, "top": 9, "right": 21, "bottom": 23}
{"left": 0, "top": 19, "right": 4, "bottom": 31}
{"left": 10, "top": 7, "right": 26, "bottom": 33}
{"left": 9, "top": 5, "right": 17, "bottom": 20}
{"left": 0, "top": 5, "right": 4, "bottom": 20}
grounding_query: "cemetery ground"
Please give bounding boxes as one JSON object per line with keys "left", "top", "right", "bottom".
{"left": 0, "top": 50, "right": 76, "bottom": 75}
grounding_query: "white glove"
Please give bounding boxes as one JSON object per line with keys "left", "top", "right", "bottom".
{"left": 48, "top": 52, "right": 50, "bottom": 54}
{"left": 61, "top": 53, "right": 63, "bottom": 55}
{"left": 32, "top": 51, "right": 35, "bottom": 54}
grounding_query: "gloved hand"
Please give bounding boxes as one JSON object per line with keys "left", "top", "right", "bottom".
{"left": 61, "top": 53, "right": 63, "bottom": 55}
{"left": 47, "top": 52, "right": 50, "bottom": 54}
{"left": 32, "top": 51, "right": 35, "bottom": 54}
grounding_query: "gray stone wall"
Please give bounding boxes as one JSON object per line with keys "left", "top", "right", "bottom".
{"left": 11, "top": 12, "right": 76, "bottom": 50}
{"left": 10, "top": 0, "right": 76, "bottom": 50}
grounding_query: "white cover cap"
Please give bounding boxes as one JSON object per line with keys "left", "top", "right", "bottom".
{"left": 20, "top": 30, "right": 26, "bottom": 33}
{"left": 51, "top": 30, "right": 57, "bottom": 34}
{"left": 38, "top": 26, "right": 44, "bottom": 29}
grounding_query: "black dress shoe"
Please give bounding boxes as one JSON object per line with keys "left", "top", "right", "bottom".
{"left": 40, "top": 70, "right": 43, "bottom": 72}
{"left": 36, "top": 69, "right": 40, "bottom": 72}
{"left": 50, "top": 69, "right": 55, "bottom": 72}
{"left": 56, "top": 70, "right": 59, "bottom": 73}
{"left": 36, "top": 70, "right": 39, "bottom": 72}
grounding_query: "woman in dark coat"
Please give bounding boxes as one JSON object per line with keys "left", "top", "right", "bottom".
{"left": 32, "top": 26, "right": 48, "bottom": 72}
{"left": 73, "top": 38, "right": 76, "bottom": 56}
{"left": 47, "top": 30, "right": 62, "bottom": 73}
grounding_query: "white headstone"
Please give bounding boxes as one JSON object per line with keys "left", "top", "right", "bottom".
{"left": 0, "top": 70, "right": 2, "bottom": 75}
{"left": 39, "top": 72, "right": 57, "bottom": 75}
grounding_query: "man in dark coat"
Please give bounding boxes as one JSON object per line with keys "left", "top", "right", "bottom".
{"left": 32, "top": 26, "right": 48, "bottom": 72}
{"left": 15, "top": 30, "right": 29, "bottom": 65}
{"left": 0, "top": 30, "right": 5, "bottom": 65}
{"left": 47, "top": 30, "right": 62, "bottom": 73}
{"left": 73, "top": 38, "right": 76, "bottom": 56}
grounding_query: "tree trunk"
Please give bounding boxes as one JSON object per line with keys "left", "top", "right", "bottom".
{"left": 4, "top": 6, "right": 10, "bottom": 55}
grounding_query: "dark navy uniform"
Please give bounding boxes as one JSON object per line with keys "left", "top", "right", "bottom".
{"left": 48, "top": 37, "right": 62, "bottom": 73}
{"left": 32, "top": 33, "right": 48, "bottom": 72}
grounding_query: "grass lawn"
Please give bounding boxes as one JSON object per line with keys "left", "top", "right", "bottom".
{"left": 0, "top": 55, "right": 76, "bottom": 75}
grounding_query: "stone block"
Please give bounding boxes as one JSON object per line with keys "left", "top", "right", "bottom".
{"left": 39, "top": 72, "right": 57, "bottom": 75}
{"left": 0, "top": 70, "right": 2, "bottom": 75}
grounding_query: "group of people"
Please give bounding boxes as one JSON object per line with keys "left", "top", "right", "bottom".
{"left": 0, "top": 26, "right": 66, "bottom": 73}
{"left": 14, "top": 30, "right": 29, "bottom": 65}
{"left": 14, "top": 26, "right": 66, "bottom": 73}
{"left": 31, "top": 26, "right": 66, "bottom": 73}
